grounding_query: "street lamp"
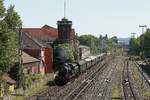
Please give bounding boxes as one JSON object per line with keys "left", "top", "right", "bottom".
{"left": 139, "top": 25, "right": 147, "bottom": 34}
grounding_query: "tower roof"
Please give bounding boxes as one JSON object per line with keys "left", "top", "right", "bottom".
{"left": 57, "top": 18, "right": 72, "bottom": 25}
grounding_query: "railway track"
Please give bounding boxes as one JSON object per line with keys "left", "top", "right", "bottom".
{"left": 27, "top": 56, "right": 113, "bottom": 100}
{"left": 134, "top": 61, "right": 150, "bottom": 86}
{"left": 122, "top": 59, "right": 137, "bottom": 100}
{"left": 63, "top": 59, "right": 111, "bottom": 100}
{"left": 76, "top": 62, "right": 118, "bottom": 100}
{"left": 98, "top": 63, "right": 117, "bottom": 100}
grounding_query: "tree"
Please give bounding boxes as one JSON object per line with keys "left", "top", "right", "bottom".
{"left": 129, "top": 37, "right": 140, "bottom": 55}
{"left": 142, "top": 29, "right": 150, "bottom": 58}
{"left": 111, "top": 36, "right": 118, "bottom": 44}
{"left": 0, "top": 0, "right": 5, "bottom": 18}
{"left": 0, "top": 2, "right": 22, "bottom": 78}
{"left": 4, "top": 5, "right": 22, "bottom": 31}
{"left": 0, "top": 21, "right": 18, "bottom": 73}
{"left": 129, "top": 29, "right": 150, "bottom": 59}
{"left": 79, "top": 34, "right": 100, "bottom": 54}
{"left": 79, "top": 34, "right": 119, "bottom": 54}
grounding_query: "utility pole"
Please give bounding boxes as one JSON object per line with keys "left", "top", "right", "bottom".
{"left": 139, "top": 25, "right": 147, "bottom": 51}
{"left": 18, "top": 25, "right": 25, "bottom": 94}
{"left": 64, "top": 0, "right": 66, "bottom": 18}
{"left": 139, "top": 25, "right": 147, "bottom": 98}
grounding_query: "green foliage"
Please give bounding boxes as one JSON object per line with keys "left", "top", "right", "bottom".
{"left": 111, "top": 36, "right": 118, "bottom": 44}
{"left": 0, "top": 1, "right": 22, "bottom": 78}
{"left": 79, "top": 34, "right": 118, "bottom": 54}
{"left": 0, "top": 0, "right": 5, "bottom": 18}
{"left": 25, "top": 74, "right": 42, "bottom": 89}
{"left": 4, "top": 5, "right": 22, "bottom": 31}
{"left": 129, "top": 29, "right": 150, "bottom": 59}
{"left": 107, "top": 39, "right": 114, "bottom": 52}
{"left": 143, "top": 29, "right": 150, "bottom": 58}
{"left": 54, "top": 43, "right": 70, "bottom": 49}
{"left": 107, "top": 37, "right": 118, "bottom": 53}
{"left": 79, "top": 34, "right": 100, "bottom": 54}
{"left": 79, "top": 34, "right": 99, "bottom": 47}
{"left": 129, "top": 37, "right": 140, "bottom": 55}
{"left": 0, "top": 21, "right": 18, "bottom": 73}
{"left": 3, "top": 81, "right": 9, "bottom": 95}
{"left": 25, "top": 74, "right": 32, "bottom": 88}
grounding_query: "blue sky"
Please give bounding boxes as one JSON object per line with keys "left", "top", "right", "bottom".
{"left": 4, "top": 0, "right": 150, "bottom": 38}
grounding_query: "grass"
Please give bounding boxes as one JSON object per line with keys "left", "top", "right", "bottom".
{"left": 25, "top": 81, "right": 46, "bottom": 96}
{"left": 13, "top": 73, "right": 54, "bottom": 100}
{"left": 143, "top": 88, "right": 150, "bottom": 97}
{"left": 112, "top": 81, "right": 120, "bottom": 99}
{"left": 14, "top": 96, "right": 24, "bottom": 100}
{"left": 132, "top": 70, "right": 142, "bottom": 87}
{"left": 131, "top": 64, "right": 150, "bottom": 98}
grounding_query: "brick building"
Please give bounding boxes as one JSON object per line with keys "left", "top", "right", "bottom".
{"left": 22, "top": 23, "right": 76, "bottom": 73}
{"left": 22, "top": 30, "right": 54, "bottom": 74}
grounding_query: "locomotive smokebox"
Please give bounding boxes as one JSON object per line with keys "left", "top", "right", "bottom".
{"left": 53, "top": 47, "right": 70, "bottom": 70}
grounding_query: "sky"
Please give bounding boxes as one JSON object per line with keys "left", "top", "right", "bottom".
{"left": 4, "top": 0, "right": 150, "bottom": 38}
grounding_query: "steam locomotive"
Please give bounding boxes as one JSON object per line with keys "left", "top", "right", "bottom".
{"left": 54, "top": 47, "right": 106, "bottom": 85}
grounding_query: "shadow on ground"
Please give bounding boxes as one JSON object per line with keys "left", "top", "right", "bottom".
{"left": 46, "top": 80, "right": 56, "bottom": 86}
{"left": 140, "top": 64, "right": 150, "bottom": 76}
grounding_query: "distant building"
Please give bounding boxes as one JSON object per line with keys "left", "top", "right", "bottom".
{"left": 79, "top": 45, "right": 91, "bottom": 59}
{"left": 118, "top": 38, "right": 130, "bottom": 45}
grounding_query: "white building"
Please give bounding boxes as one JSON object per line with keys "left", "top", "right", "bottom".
{"left": 79, "top": 45, "right": 91, "bottom": 59}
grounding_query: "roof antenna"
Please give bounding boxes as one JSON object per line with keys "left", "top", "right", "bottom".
{"left": 64, "top": 0, "right": 66, "bottom": 18}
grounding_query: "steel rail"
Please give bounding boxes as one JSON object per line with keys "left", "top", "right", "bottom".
{"left": 122, "top": 60, "right": 137, "bottom": 100}
{"left": 63, "top": 58, "right": 111, "bottom": 100}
